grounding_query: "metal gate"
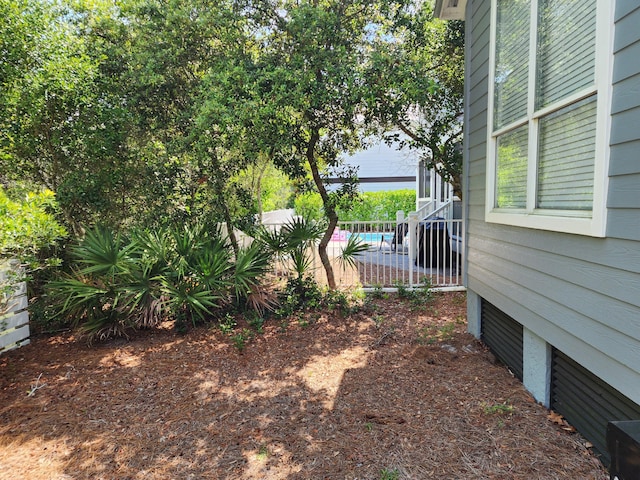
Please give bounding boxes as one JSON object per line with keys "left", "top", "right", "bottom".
{"left": 331, "top": 216, "right": 463, "bottom": 290}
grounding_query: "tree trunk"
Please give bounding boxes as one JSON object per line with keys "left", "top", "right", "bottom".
{"left": 210, "top": 151, "right": 240, "bottom": 255}
{"left": 306, "top": 129, "right": 337, "bottom": 290}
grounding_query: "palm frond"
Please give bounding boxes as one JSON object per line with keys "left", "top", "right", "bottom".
{"left": 337, "top": 235, "right": 369, "bottom": 270}
{"left": 280, "top": 216, "right": 325, "bottom": 249}
{"left": 72, "top": 226, "right": 138, "bottom": 278}
{"left": 233, "top": 243, "right": 272, "bottom": 301}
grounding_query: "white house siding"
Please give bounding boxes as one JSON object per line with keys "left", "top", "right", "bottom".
{"left": 463, "top": 0, "right": 640, "bottom": 412}
{"left": 341, "top": 138, "right": 417, "bottom": 193}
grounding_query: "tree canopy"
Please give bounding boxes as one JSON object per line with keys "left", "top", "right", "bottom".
{"left": 0, "top": 0, "right": 464, "bottom": 288}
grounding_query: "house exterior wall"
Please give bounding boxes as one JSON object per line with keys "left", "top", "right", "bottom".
{"left": 463, "top": 0, "right": 640, "bottom": 411}
{"left": 341, "top": 138, "right": 417, "bottom": 193}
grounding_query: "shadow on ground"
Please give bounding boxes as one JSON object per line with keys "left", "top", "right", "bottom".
{"left": 0, "top": 294, "right": 607, "bottom": 479}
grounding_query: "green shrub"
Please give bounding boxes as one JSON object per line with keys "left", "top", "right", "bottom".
{"left": 0, "top": 187, "right": 67, "bottom": 264}
{"left": 293, "top": 189, "right": 415, "bottom": 222}
{"left": 340, "top": 189, "right": 416, "bottom": 222}
{"left": 0, "top": 186, "right": 67, "bottom": 325}
{"left": 48, "top": 222, "right": 273, "bottom": 343}
{"left": 293, "top": 192, "right": 324, "bottom": 221}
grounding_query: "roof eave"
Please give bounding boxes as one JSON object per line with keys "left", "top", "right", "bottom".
{"left": 434, "top": 0, "right": 467, "bottom": 20}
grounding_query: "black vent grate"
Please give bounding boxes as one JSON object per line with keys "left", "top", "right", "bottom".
{"left": 480, "top": 299, "right": 523, "bottom": 380}
{"left": 551, "top": 349, "right": 640, "bottom": 466}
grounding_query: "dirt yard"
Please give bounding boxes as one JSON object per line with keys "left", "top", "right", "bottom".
{"left": 0, "top": 292, "right": 608, "bottom": 479}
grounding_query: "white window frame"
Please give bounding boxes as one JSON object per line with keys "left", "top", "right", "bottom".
{"left": 485, "top": 0, "right": 614, "bottom": 237}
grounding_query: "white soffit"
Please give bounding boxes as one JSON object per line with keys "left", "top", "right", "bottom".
{"left": 434, "top": 0, "right": 467, "bottom": 20}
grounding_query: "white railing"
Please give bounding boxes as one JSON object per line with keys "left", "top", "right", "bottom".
{"left": 415, "top": 199, "right": 437, "bottom": 220}
{"left": 260, "top": 215, "right": 464, "bottom": 291}
{"left": 333, "top": 216, "right": 463, "bottom": 290}
{"left": 416, "top": 198, "right": 454, "bottom": 221}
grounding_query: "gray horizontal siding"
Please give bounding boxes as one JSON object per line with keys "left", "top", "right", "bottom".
{"left": 610, "top": 74, "right": 640, "bottom": 115}
{"left": 612, "top": 39, "right": 640, "bottom": 83}
{"left": 465, "top": 0, "right": 489, "bottom": 230}
{"left": 615, "top": 1, "right": 640, "bottom": 26}
{"left": 464, "top": 0, "right": 640, "bottom": 407}
{"left": 613, "top": 4, "right": 640, "bottom": 52}
{"left": 608, "top": 4, "right": 640, "bottom": 242}
{"left": 606, "top": 209, "right": 640, "bottom": 241}
{"left": 608, "top": 174, "right": 640, "bottom": 208}
{"left": 609, "top": 107, "right": 640, "bottom": 145}
{"left": 609, "top": 141, "right": 640, "bottom": 176}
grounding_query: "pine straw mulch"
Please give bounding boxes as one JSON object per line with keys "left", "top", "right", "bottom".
{"left": 0, "top": 292, "right": 608, "bottom": 480}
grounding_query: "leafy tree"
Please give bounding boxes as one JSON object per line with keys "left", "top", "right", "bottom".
{"left": 0, "top": 0, "right": 464, "bottom": 289}
{"left": 122, "top": 0, "right": 272, "bottom": 242}
{"left": 233, "top": 156, "right": 294, "bottom": 220}
{"left": 240, "top": 0, "right": 410, "bottom": 289}
{"left": 0, "top": 0, "right": 135, "bottom": 233}
{"left": 364, "top": 9, "right": 465, "bottom": 198}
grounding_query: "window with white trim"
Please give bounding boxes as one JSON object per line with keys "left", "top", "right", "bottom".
{"left": 486, "top": 0, "right": 612, "bottom": 236}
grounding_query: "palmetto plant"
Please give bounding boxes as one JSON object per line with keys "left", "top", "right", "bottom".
{"left": 233, "top": 242, "right": 277, "bottom": 314}
{"left": 257, "top": 216, "right": 367, "bottom": 286}
{"left": 257, "top": 216, "right": 325, "bottom": 283}
{"left": 50, "top": 227, "right": 142, "bottom": 342}
{"left": 49, "top": 222, "right": 276, "bottom": 342}
{"left": 157, "top": 225, "right": 233, "bottom": 328}
{"left": 336, "top": 234, "right": 369, "bottom": 271}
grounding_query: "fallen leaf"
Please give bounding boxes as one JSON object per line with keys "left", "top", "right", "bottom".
{"left": 547, "top": 411, "right": 564, "bottom": 425}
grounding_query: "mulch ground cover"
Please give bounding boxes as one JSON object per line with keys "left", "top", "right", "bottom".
{"left": 0, "top": 292, "right": 608, "bottom": 479}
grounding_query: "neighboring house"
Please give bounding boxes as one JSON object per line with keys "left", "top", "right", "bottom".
{"left": 438, "top": 0, "right": 640, "bottom": 465}
{"left": 336, "top": 138, "right": 415, "bottom": 193}
{"left": 339, "top": 137, "right": 455, "bottom": 214}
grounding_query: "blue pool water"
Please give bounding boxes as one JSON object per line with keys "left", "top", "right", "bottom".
{"left": 347, "top": 232, "right": 388, "bottom": 244}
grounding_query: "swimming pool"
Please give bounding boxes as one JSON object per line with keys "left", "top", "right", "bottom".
{"left": 347, "top": 231, "right": 388, "bottom": 245}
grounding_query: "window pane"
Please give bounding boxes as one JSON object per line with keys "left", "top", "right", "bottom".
{"left": 496, "top": 125, "right": 529, "bottom": 209}
{"left": 537, "top": 96, "right": 597, "bottom": 210}
{"left": 494, "top": 0, "right": 530, "bottom": 130}
{"left": 536, "top": 0, "right": 596, "bottom": 108}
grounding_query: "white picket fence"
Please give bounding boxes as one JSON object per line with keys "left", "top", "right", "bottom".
{"left": 0, "top": 264, "right": 30, "bottom": 354}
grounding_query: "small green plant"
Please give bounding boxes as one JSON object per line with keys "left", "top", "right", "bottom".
{"left": 370, "top": 284, "right": 385, "bottom": 299}
{"left": 417, "top": 322, "right": 457, "bottom": 345}
{"left": 416, "top": 326, "right": 437, "bottom": 345}
{"left": 439, "top": 322, "right": 456, "bottom": 340}
{"left": 275, "top": 276, "right": 323, "bottom": 318}
{"left": 483, "top": 401, "right": 515, "bottom": 415}
{"left": 219, "top": 313, "right": 237, "bottom": 335}
{"left": 296, "top": 311, "right": 318, "bottom": 328}
{"left": 231, "top": 328, "right": 253, "bottom": 352}
{"left": 372, "top": 315, "right": 385, "bottom": 329}
{"left": 324, "top": 288, "right": 349, "bottom": 313}
{"left": 365, "top": 422, "right": 374, "bottom": 432}
{"left": 247, "top": 314, "right": 265, "bottom": 334}
{"left": 393, "top": 280, "right": 433, "bottom": 310}
{"left": 379, "top": 468, "right": 400, "bottom": 480}
{"left": 394, "top": 281, "right": 411, "bottom": 299}
{"left": 256, "top": 444, "right": 269, "bottom": 460}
